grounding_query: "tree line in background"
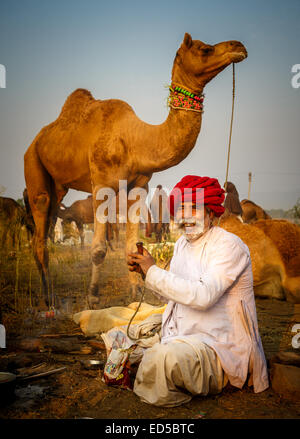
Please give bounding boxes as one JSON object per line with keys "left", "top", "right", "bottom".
{"left": 266, "top": 198, "right": 300, "bottom": 223}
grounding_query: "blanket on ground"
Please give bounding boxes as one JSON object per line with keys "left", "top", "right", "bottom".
{"left": 73, "top": 302, "right": 166, "bottom": 336}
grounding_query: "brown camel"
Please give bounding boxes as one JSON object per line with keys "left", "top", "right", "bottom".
{"left": 147, "top": 185, "right": 170, "bottom": 242}
{"left": 24, "top": 33, "right": 247, "bottom": 307}
{"left": 217, "top": 215, "right": 300, "bottom": 303}
{"left": 223, "top": 181, "right": 243, "bottom": 218}
{"left": 0, "top": 196, "right": 34, "bottom": 248}
{"left": 241, "top": 199, "right": 271, "bottom": 223}
{"left": 251, "top": 219, "right": 300, "bottom": 278}
{"left": 57, "top": 195, "right": 119, "bottom": 248}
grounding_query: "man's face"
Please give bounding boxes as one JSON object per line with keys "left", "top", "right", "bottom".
{"left": 175, "top": 202, "right": 213, "bottom": 242}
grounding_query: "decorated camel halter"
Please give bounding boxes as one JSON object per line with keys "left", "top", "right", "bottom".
{"left": 168, "top": 83, "right": 204, "bottom": 113}
{"left": 168, "top": 64, "right": 236, "bottom": 187}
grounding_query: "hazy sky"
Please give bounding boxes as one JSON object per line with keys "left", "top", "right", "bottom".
{"left": 0, "top": 0, "right": 299, "bottom": 209}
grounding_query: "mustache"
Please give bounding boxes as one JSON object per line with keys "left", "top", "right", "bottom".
{"left": 176, "top": 217, "right": 204, "bottom": 230}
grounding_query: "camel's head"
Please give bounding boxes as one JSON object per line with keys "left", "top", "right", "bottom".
{"left": 172, "top": 33, "right": 247, "bottom": 92}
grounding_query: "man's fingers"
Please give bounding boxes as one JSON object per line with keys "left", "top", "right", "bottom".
{"left": 126, "top": 257, "right": 133, "bottom": 265}
{"left": 127, "top": 253, "right": 140, "bottom": 260}
{"left": 142, "top": 247, "right": 151, "bottom": 256}
{"left": 128, "top": 253, "right": 143, "bottom": 260}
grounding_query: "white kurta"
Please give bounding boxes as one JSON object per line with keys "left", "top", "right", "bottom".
{"left": 142, "top": 226, "right": 269, "bottom": 394}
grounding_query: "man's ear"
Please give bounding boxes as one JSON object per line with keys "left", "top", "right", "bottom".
{"left": 183, "top": 33, "right": 192, "bottom": 49}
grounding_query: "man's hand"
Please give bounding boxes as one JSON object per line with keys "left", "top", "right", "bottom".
{"left": 127, "top": 247, "right": 156, "bottom": 276}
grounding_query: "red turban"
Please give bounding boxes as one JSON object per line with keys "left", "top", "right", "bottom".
{"left": 168, "top": 175, "right": 225, "bottom": 218}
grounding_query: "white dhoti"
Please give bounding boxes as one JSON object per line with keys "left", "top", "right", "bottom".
{"left": 133, "top": 339, "right": 227, "bottom": 407}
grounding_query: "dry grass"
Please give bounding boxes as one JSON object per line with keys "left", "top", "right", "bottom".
{"left": 0, "top": 228, "right": 176, "bottom": 334}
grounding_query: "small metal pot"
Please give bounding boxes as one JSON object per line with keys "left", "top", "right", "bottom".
{"left": 0, "top": 372, "right": 17, "bottom": 403}
{"left": 80, "top": 359, "right": 104, "bottom": 370}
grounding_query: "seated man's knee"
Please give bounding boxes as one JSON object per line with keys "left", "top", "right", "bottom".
{"left": 158, "top": 343, "right": 181, "bottom": 366}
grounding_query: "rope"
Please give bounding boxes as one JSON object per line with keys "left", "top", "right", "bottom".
{"left": 224, "top": 63, "right": 236, "bottom": 191}
{"left": 126, "top": 257, "right": 170, "bottom": 342}
{"left": 126, "top": 288, "right": 146, "bottom": 341}
{"left": 218, "top": 63, "right": 236, "bottom": 226}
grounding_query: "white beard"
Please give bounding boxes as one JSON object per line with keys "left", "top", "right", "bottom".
{"left": 176, "top": 218, "right": 205, "bottom": 242}
{"left": 183, "top": 227, "right": 204, "bottom": 242}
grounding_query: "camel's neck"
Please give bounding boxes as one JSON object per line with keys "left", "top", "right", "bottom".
{"left": 140, "top": 104, "right": 203, "bottom": 174}
{"left": 172, "top": 64, "right": 206, "bottom": 96}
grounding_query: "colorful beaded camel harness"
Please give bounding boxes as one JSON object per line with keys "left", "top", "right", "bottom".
{"left": 168, "top": 83, "right": 204, "bottom": 113}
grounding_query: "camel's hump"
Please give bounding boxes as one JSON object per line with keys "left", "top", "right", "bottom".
{"left": 58, "top": 88, "right": 96, "bottom": 121}
{"left": 241, "top": 199, "right": 258, "bottom": 207}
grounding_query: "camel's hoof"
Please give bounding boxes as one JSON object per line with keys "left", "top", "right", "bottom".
{"left": 87, "top": 283, "right": 100, "bottom": 309}
{"left": 87, "top": 294, "right": 100, "bottom": 310}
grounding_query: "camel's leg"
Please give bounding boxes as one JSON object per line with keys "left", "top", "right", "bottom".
{"left": 11, "top": 227, "right": 16, "bottom": 249}
{"left": 164, "top": 223, "right": 170, "bottom": 241}
{"left": 114, "top": 223, "right": 120, "bottom": 246}
{"left": 13, "top": 225, "right": 22, "bottom": 249}
{"left": 126, "top": 216, "right": 144, "bottom": 300}
{"left": 33, "top": 184, "right": 67, "bottom": 306}
{"left": 155, "top": 223, "right": 163, "bottom": 243}
{"left": 25, "top": 225, "right": 33, "bottom": 244}
{"left": 106, "top": 223, "right": 115, "bottom": 251}
{"left": 30, "top": 196, "right": 52, "bottom": 308}
{"left": 24, "top": 147, "right": 54, "bottom": 308}
{"left": 77, "top": 222, "right": 84, "bottom": 248}
{"left": 126, "top": 195, "right": 149, "bottom": 300}
{"left": 126, "top": 179, "right": 152, "bottom": 299}
{"left": 87, "top": 185, "right": 109, "bottom": 308}
{"left": 48, "top": 185, "right": 67, "bottom": 242}
{"left": 1, "top": 226, "right": 8, "bottom": 248}
{"left": 145, "top": 209, "right": 152, "bottom": 238}
{"left": 48, "top": 217, "right": 56, "bottom": 243}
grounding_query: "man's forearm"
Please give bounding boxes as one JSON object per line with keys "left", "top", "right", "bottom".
{"left": 145, "top": 265, "right": 228, "bottom": 310}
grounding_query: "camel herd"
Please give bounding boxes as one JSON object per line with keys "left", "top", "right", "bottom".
{"left": 1, "top": 32, "right": 299, "bottom": 307}
{"left": 57, "top": 195, "right": 119, "bottom": 249}
{"left": 1, "top": 190, "right": 299, "bottom": 304}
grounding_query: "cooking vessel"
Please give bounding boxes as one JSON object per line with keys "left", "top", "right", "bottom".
{"left": 0, "top": 372, "right": 17, "bottom": 404}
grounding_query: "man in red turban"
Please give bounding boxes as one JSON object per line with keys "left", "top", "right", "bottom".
{"left": 167, "top": 175, "right": 225, "bottom": 243}
{"left": 127, "top": 175, "right": 268, "bottom": 407}
{"left": 168, "top": 175, "right": 225, "bottom": 219}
